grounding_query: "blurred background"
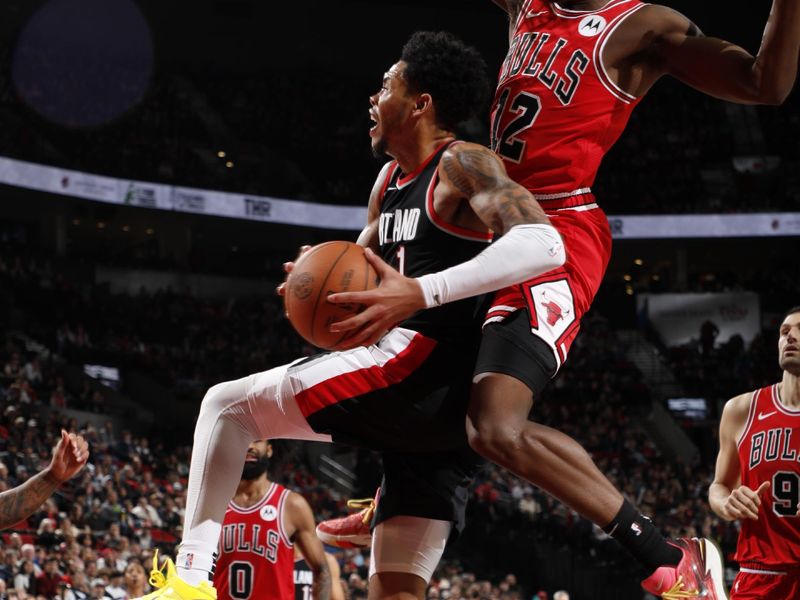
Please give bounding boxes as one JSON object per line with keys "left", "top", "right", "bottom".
{"left": 0, "top": 1, "right": 798, "bottom": 599}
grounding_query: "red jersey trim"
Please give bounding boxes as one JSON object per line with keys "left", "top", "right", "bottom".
{"left": 295, "top": 333, "right": 437, "bottom": 417}
{"left": 593, "top": 4, "right": 646, "bottom": 104}
{"left": 396, "top": 139, "right": 454, "bottom": 188}
{"left": 378, "top": 162, "right": 400, "bottom": 205}
{"left": 425, "top": 170, "right": 493, "bottom": 242}
{"left": 736, "top": 390, "right": 759, "bottom": 450}
{"left": 772, "top": 384, "right": 800, "bottom": 416}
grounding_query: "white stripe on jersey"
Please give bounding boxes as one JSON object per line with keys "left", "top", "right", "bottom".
{"left": 286, "top": 328, "right": 420, "bottom": 392}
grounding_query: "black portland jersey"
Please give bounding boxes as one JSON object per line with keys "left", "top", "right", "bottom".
{"left": 294, "top": 557, "right": 313, "bottom": 600}
{"left": 378, "top": 140, "right": 493, "bottom": 344}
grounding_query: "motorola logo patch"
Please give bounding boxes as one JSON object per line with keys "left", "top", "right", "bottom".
{"left": 578, "top": 15, "right": 607, "bottom": 37}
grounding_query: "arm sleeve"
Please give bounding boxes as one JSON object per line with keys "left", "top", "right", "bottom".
{"left": 416, "top": 224, "right": 565, "bottom": 308}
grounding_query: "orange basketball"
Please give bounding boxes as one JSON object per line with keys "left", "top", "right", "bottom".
{"left": 284, "top": 241, "right": 379, "bottom": 350}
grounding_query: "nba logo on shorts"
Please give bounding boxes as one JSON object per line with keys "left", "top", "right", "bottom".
{"left": 183, "top": 553, "right": 194, "bottom": 569}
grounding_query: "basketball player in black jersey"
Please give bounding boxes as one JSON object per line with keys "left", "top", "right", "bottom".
{"left": 294, "top": 548, "right": 344, "bottom": 600}
{"left": 135, "top": 31, "right": 564, "bottom": 600}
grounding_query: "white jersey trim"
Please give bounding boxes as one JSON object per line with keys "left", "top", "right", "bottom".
{"left": 552, "top": 202, "right": 600, "bottom": 212}
{"left": 533, "top": 187, "right": 592, "bottom": 200}
{"left": 551, "top": 0, "right": 633, "bottom": 18}
{"left": 736, "top": 390, "right": 759, "bottom": 450}
{"left": 739, "top": 567, "right": 788, "bottom": 576}
{"left": 228, "top": 482, "right": 278, "bottom": 513}
{"left": 593, "top": 3, "right": 647, "bottom": 104}
{"left": 277, "top": 488, "right": 294, "bottom": 548}
{"left": 772, "top": 383, "right": 800, "bottom": 416}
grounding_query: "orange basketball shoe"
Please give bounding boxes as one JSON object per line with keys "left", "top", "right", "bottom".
{"left": 316, "top": 488, "right": 379, "bottom": 549}
{"left": 640, "top": 537, "right": 728, "bottom": 599}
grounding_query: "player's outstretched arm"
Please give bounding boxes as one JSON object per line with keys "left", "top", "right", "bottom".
{"left": 0, "top": 430, "right": 89, "bottom": 530}
{"left": 630, "top": 1, "right": 800, "bottom": 104}
{"left": 709, "top": 394, "right": 770, "bottom": 521}
{"left": 288, "top": 492, "right": 331, "bottom": 600}
{"left": 327, "top": 143, "right": 564, "bottom": 348}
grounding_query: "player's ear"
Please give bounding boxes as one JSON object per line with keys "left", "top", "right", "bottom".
{"left": 414, "top": 93, "right": 432, "bottom": 114}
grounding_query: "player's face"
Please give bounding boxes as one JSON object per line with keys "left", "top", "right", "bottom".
{"left": 241, "top": 440, "right": 272, "bottom": 480}
{"left": 778, "top": 312, "right": 800, "bottom": 375}
{"left": 369, "top": 61, "right": 416, "bottom": 158}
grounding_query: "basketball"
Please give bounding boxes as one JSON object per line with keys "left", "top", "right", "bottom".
{"left": 284, "top": 241, "right": 379, "bottom": 350}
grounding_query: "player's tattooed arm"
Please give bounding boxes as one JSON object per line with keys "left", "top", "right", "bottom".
{"left": 0, "top": 470, "right": 59, "bottom": 530}
{"left": 312, "top": 561, "right": 332, "bottom": 600}
{"left": 0, "top": 430, "right": 89, "bottom": 529}
{"left": 287, "top": 492, "right": 333, "bottom": 600}
{"left": 440, "top": 143, "right": 549, "bottom": 235}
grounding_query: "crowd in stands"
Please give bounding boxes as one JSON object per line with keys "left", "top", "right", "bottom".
{"left": 1, "top": 46, "right": 798, "bottom": 214}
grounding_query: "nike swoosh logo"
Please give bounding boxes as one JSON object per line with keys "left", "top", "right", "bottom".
{"left": 527, "top": 10, "right": 548, "bottom": 18}
{"left": 758, "top": 411, "right": 777, "bottom": 421}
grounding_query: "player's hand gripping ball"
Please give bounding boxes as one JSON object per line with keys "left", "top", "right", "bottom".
{"left": 284, "top": 241, "right": 379, "bottom": 350}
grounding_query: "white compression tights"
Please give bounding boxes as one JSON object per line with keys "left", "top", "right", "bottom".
{"left": 176, "top": 364, "right": 331, "bottom": 583}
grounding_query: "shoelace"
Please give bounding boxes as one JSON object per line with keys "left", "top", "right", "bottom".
{"left": 346, "top": 497, "right": 376, "bottom": 524}
{"left": 661, "top": 576, "right": 701, "bottom": 599}
{"left": 148, "top": 550, "right": 168, "bottom": 589}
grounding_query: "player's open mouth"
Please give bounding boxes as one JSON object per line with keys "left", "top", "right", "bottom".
{"left": 369, "top": 110, "right": 378, "bottom": 133}
{"left": 245, "top": 455, "right": 258, "bottom": 462}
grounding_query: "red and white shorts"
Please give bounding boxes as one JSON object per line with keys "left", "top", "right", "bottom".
{"left": 477, "top": 203, "right": 612, "bottom": 384}
{"left": 731, "top": 566, "right": 800, "bottom": 599}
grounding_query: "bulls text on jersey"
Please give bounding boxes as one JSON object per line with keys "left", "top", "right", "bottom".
{"left": 749, "top": 427, "right": 798, "bottom": 469}
{"left": 220, "top": 522, "right": 282, "bottom": 563}
{"left": 498, "top": 32, "right": 590, "bottom": 106}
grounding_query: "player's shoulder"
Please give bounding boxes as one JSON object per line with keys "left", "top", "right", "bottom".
{"left": 440, "top": 141, "right": 504, "bottom": 170}
{"left": 721, "top": 391, "right": 756, "bottom": 424}
{"left": 619, "top": 3, "right": 700, "bottom": 38}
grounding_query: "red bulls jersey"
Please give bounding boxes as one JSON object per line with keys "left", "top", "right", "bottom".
{"left": 736, "top": 384, "right": 800, "bottom": 566}
{"left": 214, "top": 483, "right": 295, "bottom": 600}
{"left": 490, "top": 0, "right": 645, "bottom": 207}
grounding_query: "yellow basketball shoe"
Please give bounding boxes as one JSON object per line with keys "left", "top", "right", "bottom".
{"left": 135, "top": 550, "right": 217, "bottom": 600}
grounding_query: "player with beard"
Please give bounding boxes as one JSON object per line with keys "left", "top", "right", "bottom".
{"left": 211, "top": 441, "right": 331, "bottom": 600}
{"left": 710, "top": 307, "right": 800, "bottom": 598}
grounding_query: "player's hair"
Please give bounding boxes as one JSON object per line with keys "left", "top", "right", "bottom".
{"left": 400, "top": 30, "right": 491, "bottom": 132}
{"left": 786, "top": 305, "right": 800, "bottom": 318}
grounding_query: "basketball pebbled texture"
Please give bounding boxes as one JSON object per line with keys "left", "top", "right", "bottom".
{"left": 284, "top": 241, "right": 379, "bottom": 350}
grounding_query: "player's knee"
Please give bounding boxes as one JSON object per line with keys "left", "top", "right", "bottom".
{"left": 466, "top": 419, "right": 519, "bottom": 464}
{"left": 198, "top": 381, "right": 237, "bottom": 421}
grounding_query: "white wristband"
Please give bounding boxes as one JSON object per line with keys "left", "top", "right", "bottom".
{"left": 417, "top": 224, "right": 565, "bottom": 308}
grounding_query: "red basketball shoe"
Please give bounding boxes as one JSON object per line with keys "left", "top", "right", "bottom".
{"left": 641, "top": 537, "right": 728, "bottom": 599}
{"left": 316, "top": 488, "right": 379, "bottom": 549}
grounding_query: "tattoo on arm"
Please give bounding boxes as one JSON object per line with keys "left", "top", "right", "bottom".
{"left": 312, "top": 561, "right": 332, "bottom": 600}
{"left": 442, "top": 148, "right": 549, "bottom": 234}
{"left": 0, "top": 470, "right": 59, "bottom": 530}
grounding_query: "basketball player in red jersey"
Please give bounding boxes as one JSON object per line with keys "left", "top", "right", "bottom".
{"left": 213, "top": 440, "right": 331, "bottom": 600}
{"left": 323, "top": 1, "right": 800, "bottom": 598}
{"left": 709, "top": 307, "right": 800, "bottom": 599}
